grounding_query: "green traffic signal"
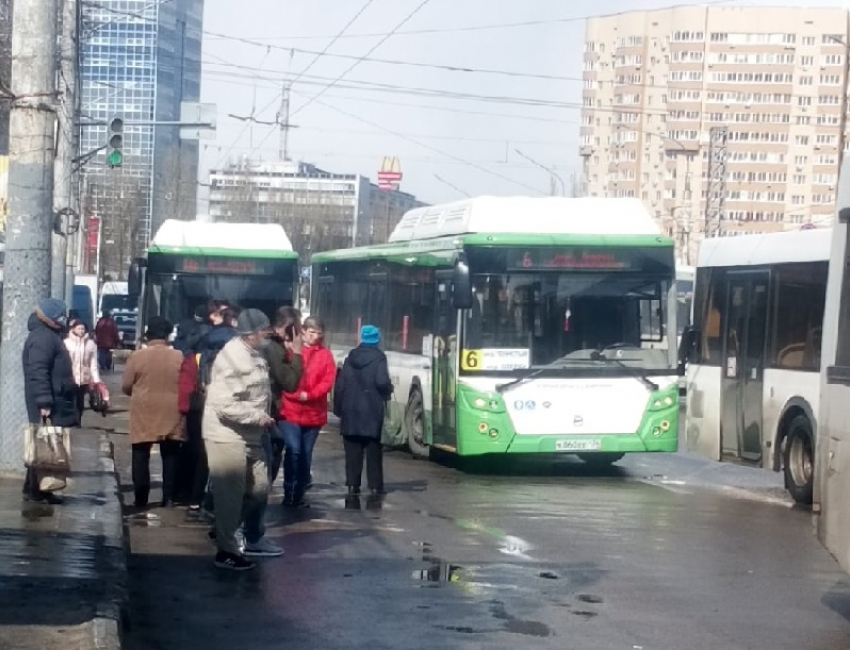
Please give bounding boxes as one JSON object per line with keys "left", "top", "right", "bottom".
{"left": 107, "top": 116, "right": 124, "bottom": 168}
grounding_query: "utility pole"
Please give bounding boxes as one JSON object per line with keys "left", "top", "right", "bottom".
{"left": 53, "top": 0, "right": 79, "bottom": 303}
{"left": 0, "top": 0, "right": 60, "bottom": 472}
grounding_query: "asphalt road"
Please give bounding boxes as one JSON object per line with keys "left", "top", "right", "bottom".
{"left": 103, "top": 403, "right": 850, "bottom": 650}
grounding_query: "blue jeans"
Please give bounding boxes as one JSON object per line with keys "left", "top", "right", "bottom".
{"left": 279, "top": 422, "right": 320, "bottom": 501}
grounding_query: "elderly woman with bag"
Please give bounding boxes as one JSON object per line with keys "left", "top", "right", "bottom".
{"left": 22, "top": 298, "right": 77, "bottom": 504}
{"left": 122, "top": 317, "right": 185, "bottom": 509}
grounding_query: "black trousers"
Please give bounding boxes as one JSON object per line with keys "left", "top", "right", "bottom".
{"left": 74, "top": 386, "right": 87, "bottom": 426}
{"left": 132, "top": 440, "right": 180, "bottom": 507}
{"left": 175, "top": 410, "right": 203, "bottom": 503}
{"left": 343, "top": 435, "right": 383, "bottom": 490}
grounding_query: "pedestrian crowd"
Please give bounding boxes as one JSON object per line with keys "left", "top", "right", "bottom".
{"left": 21, "top": 296, "right": 393, "bottom": 570}
{"left": 122, "top": 299, "right": 390, "bottom": 571}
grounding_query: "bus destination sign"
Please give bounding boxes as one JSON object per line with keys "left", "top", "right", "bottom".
{"left": 509, "top": 248, "right": 634, "bottom": 272}
{"left": 181, "top": 258, "right": 261, "bottom": 275}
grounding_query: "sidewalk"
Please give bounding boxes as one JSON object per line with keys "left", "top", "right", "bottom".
{"left": 0, "top": 426, "right": 127, "bottom": 650}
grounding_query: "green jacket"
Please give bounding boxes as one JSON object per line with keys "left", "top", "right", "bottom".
{"left": 264, "top": 338, "right": 303, "bottom": 418}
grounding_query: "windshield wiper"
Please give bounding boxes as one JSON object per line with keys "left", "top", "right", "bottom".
{"left": 591, "top": 351, "right": 659, "bottom": 391}
{"left": 495, "top": 358, "right": 593, "bottom": 393}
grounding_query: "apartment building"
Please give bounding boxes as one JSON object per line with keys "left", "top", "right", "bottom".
{"left": 581, "top": 6, "right": 850, "bottom": 263}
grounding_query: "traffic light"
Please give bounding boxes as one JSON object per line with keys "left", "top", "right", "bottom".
{"left": 107, "top": 117, "right": 123, "bottom": 167}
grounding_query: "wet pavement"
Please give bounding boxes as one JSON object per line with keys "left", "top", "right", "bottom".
{"left": 99, "top": 378, "right": 850, "bottom": 650}
{"left": 0, "top": 429, "right": 124, "bottom": 650}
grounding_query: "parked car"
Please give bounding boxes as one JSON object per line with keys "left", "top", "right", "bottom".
{"left": 113, "top": 311, "right": 137, "bottom": 349}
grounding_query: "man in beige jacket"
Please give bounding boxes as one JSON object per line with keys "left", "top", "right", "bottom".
{"left": 203, "top": 309, "right": 279, "bottom": 571}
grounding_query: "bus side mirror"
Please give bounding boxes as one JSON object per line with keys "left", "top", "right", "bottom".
{"left": 452, "top": 256, "right": 473, "bottom": 310}
{"left": 128, "top": 258, "right": 144, "bottom": 301}
{"left": 677, "top": 326, "right": 698, "bottom": 376}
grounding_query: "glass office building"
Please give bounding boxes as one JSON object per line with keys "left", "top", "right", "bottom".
{"left": 81, "top": 0, "right": 203, "bottom": 276}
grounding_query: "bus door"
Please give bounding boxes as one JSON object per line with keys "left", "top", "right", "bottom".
{"left": 720, "top": 271, "right": 769, "bottom": 462}
{"left": 432, "top": 271, "right": 458, "bottom": 448}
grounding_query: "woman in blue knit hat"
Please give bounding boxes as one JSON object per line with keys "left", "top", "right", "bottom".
{"left": 333, "top": 325, "right": 394, "bottom": 496}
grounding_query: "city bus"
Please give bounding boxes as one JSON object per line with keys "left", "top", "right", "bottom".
{"left": 311, "top": 196, "right": 682, "bottom": 465}
{"left": 816, "top": 159, "right": 850, "bottom": 571}
{"left": 127, "top": 219, "right": 299, "bottom": 338}
{"left": 684, "top": 229, "right": 830, "bottom": 504}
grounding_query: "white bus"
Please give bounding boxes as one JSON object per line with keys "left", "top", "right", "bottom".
{"left": 815, "top": 160, "right": 850, "bottom": 571}
{"left": 684, "top": 229, "right": 831, "bottom": 503}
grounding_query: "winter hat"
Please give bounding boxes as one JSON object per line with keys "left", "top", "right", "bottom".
{"left": 236, "top": 308, "right": 270, "bottom": 335}
{"left": 360, "top": 324, "right": 381, "bottom": 346}
{"left": 37, "top": 298, "right": 67, "bottom": 326}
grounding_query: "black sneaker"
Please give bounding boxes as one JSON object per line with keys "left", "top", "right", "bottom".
{"left": 347, "top": 486, "right": 361, "bottom": 495}
{"left": 214, "top": 551, "right": 256, "bottom": 571}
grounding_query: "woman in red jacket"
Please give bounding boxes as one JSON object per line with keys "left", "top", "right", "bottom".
{"left": 280, "top": 316, "right": 336, "bottom": 508}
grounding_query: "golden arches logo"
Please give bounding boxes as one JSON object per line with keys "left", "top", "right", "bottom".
{"left": 379, "top": 156, "right": 402, "bottom": 175}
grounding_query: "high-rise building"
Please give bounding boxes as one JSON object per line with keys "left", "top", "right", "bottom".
{"left": 208, "top": 160, "right": 426, "bottom": 259}
{"left": 80, "top": 0, "right": 203, "bottom": 277}
{"left": 581, "top": 6, "right": 850, "bottom": 263}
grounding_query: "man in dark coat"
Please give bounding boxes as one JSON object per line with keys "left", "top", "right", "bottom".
{"left": 264, "top": 306, "right": 303, "bottom": 484}
{"left": 22, "top": 298, "right": 77, "bottom": 503}
{"left": 173, "top": 303, "right": 213, "bottom": 355}
{"left": 333, "top": 325, "right": 393, "bottom": 497}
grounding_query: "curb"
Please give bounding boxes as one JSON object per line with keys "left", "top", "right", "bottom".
{"left": 87, "top": 435, "right": 129, "bottom": 650}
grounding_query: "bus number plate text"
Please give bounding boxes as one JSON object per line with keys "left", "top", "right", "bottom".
{"left": 555, "top": 439, "right": 602, "bottom": 452}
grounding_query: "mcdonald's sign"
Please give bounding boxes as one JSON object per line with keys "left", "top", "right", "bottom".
{"left": 377, "top": 156, "right": 402, "bottom": 192}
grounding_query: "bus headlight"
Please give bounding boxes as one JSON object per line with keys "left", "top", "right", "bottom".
{"left": 474, "top": 398, "right": 487, "bottom": 408}
{"left": 489, "top": 428, "right": 499, "bottom": 439}
{"left": 650, "top": 394, "right": 677, "bottom": 411}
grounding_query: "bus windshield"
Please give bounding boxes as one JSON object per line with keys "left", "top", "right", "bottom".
{"left": 145, "top": 271, "right": 295, "bottom": 324}
{"left": 462, "top": 272, "right": 673, "bottom": 371}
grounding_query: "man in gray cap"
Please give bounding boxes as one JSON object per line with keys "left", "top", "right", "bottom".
{"left": 202, "top": 308, "right": 281, "bottom": 570}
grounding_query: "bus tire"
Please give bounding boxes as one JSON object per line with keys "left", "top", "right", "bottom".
{"left": 405, "top": 390, "right": 429, "bottom": 459}
{"left": 783, "top": 415, "right": 814, "bottom": 505}
{"left": 577, "top": 452, "right": 625, "bottom": 467}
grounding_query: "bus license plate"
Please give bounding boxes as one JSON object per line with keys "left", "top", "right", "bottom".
{"left": 555, "top": 439, "right": 602, "bottom": 452}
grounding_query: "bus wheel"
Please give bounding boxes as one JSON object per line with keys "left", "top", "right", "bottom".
{"left": 784, "top": 415, "right": 814, "bottom": 505}
{"left": 577, "top": 452, "right": 625, "bottom": 467}
{"left": 405, "top": 390, "right": 429, "bottom": 459}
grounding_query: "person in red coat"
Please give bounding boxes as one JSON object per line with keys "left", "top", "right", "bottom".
{"left": 94, "top": 311, "right": 121, "bottom": 371}
{"left": 279, "top": 316, "right": 336, "bottom": 507}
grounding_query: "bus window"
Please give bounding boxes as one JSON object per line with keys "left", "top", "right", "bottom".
{"left": 695, "top": 268, "right": 725, "bottom": 365}
{"left": 770, "top": 262, "right": 827, "bottom": 370}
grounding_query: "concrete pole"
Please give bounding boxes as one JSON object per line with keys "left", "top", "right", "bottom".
{"left": 0, "top": 0, "right": 59, "bottom": 472}
{"left": 52, "top": 0, "right": 78, "bottom": 301}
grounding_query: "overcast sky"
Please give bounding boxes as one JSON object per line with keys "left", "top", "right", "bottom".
{"left": 199, "top": 0, "right": 850, "bottom": 207}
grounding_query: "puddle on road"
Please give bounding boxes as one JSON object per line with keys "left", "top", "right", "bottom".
{"left": 489, "top": 599, "right": 552, "bottom": 637}
{"left": 125, "top": 512, "right": 161, "bottom": 527}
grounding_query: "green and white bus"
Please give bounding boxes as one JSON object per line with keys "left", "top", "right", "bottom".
{"left": 312, "top": 197, "right": 682, "bottom": 464}
{"left": 128, "top": 219, "right": 299, "bottom": 335}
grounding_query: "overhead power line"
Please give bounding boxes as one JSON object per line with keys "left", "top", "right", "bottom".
{"left": 290, "top": 0, "right": 434, "bottom": 119}
{"left": 288, "top": 88, "right": 547, "bottom": 196}
{"left": 201, "top": 1, "right": 739, "bottom": 42}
